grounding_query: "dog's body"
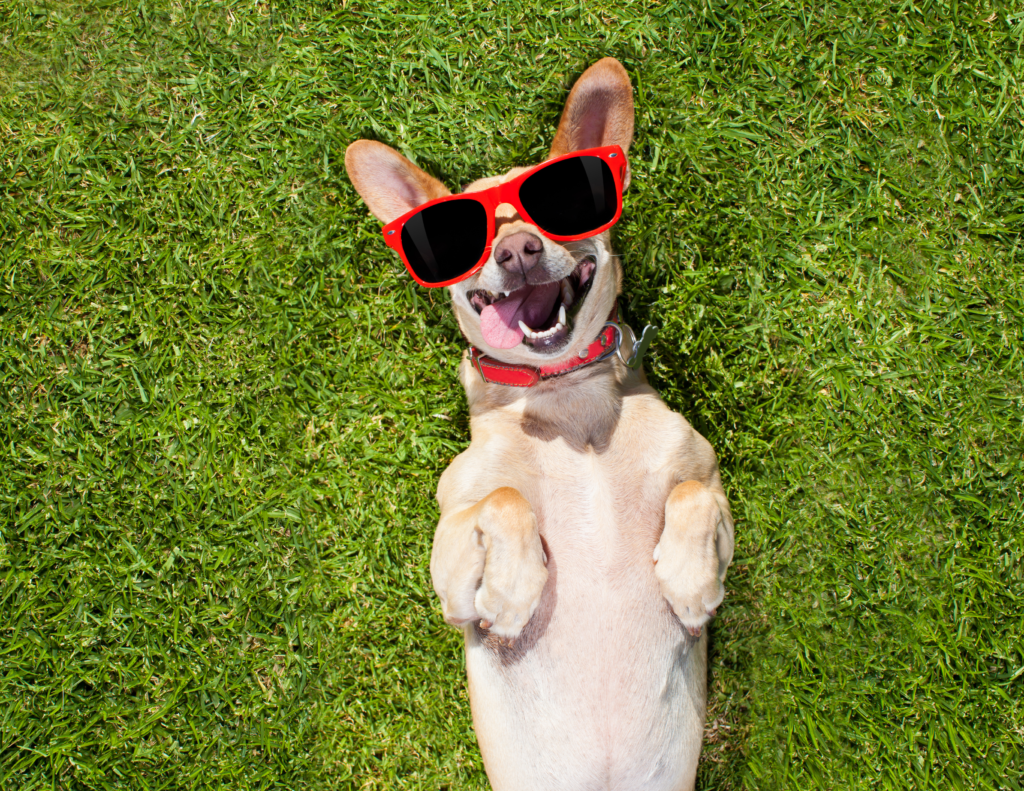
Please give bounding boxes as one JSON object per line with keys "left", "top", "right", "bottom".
{"left": 443, "top": 363, "right": 727, "bottom": 790}
{"left": 346, "top": 59, "right": 734, "bottom": 791}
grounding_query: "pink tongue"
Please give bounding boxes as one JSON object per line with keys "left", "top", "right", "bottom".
{"left": 480, "top": 282, "right": 560, "bottom": 349}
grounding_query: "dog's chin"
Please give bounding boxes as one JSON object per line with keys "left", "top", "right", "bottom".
{"left": 461, "top": 255, "right": 604, "bottom": 361}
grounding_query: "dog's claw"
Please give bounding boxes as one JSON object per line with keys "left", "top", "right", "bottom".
{"left": 686, "top": 624, "right": 702, "bottom": 638}
{"left": 707, "top": 607, "right": 717, "bottom": 619}
{"left": 479, "top": 619, "right": 492, "bottom": 630}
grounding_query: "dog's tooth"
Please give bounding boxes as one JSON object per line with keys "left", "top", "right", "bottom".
{"left": 561, "top": 280, "right": 574, "bottom": 304}
{"left": 518, "top": 320, "right": 533, "bottom": 337}
{"left": 559, "top": 304, "right": 566, "bottom": 326}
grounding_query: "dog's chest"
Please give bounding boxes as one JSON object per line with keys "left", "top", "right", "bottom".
{"left": 531, "top": 442, "right": 664, "bottom": 566}
{"left": 507, "top": 391, "right": 691, "bottom": 648}
{"left": 524, "top": 391, "right": 685, "bottom": 566}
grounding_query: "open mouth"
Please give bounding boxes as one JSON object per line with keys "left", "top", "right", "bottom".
{"left": 467, "top": 256, "right": 597, "bottom": 352}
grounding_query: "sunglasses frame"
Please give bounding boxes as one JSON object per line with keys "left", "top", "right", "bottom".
{"left": 381, "top": 145, "right": 627, "bottom": 288}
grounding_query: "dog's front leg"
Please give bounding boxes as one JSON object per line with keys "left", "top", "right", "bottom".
{"left": 430, "top": 487, "right": 547, "bottom": 639}
{"left": 654, "top": 481, "right": 735, "bottom": 637}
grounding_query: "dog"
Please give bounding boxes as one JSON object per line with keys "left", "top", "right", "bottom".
{"left": 345, "top": 57, "right": 734, "bottom": 791}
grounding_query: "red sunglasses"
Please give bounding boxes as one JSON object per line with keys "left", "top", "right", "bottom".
{"left": 381, "top": 145, "right": 627, "bottom": 287}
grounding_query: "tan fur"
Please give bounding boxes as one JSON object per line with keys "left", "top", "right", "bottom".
{"left": 345, "top": 58, "right": 735, "bottom": 791}
{"left": 344, "top": 140, "right": 449, "bottom": 223}
{"left": 549, "top": 58, "right": 636, "bottom": 182}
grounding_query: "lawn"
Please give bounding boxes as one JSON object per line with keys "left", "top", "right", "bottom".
{"left": 1, "top": 1, "right": 1022, "bottom": 789}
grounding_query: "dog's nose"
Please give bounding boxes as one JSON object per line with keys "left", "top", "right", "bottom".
{"left": 494, "top": 232, "right": 543, "bottom": 275}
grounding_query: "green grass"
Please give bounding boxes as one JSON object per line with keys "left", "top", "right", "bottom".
{"left": 1, "top": 0, "right": 1022, "bottom": 788}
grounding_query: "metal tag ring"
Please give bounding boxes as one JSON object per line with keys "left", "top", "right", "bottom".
{"left": 601, "top": 320, "right": 657, "bottom": 369}
{"left": 601, "top": 321, "right": 638, "bottom": 367}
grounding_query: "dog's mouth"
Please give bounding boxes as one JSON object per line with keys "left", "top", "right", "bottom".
{"left": 466, "top": 256, "right": 597, "bottom": 352}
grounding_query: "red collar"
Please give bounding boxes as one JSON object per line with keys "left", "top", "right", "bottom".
{"left": 469, "top": 306, "right": 619, "bottom": 388}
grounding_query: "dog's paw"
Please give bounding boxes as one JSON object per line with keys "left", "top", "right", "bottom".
{"left": 473, "top": 489, "right": 548, "bottom": 639}
{"left": 474, "top": 543, "right": 547, "bottom": 639}
{"left": 653, "top": 482, "right": 729, "bottom": 638}
{"left": 653, "top": 546, "right": 723, "bottom": 638}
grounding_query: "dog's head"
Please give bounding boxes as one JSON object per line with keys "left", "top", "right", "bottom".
{"left": 345, "top": 58, "right": 634, "bottom": 367}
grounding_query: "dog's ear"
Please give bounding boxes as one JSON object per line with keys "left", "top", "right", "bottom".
{"left": 549, "top": 58, "right": 634, "bottom": 171}
{"left": 345, "top": 140, "right": 450, "bottom": 224}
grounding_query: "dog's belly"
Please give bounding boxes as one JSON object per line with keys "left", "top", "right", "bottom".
{"left": 465, "top": 441, "right": 708, "bottom": 791}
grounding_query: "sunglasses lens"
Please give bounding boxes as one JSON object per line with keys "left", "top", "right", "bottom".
{"left": 519, "top": 155, "right": 618, "bottom": 236}
{"left": 401, "top": 199, "right": 488, "bottom": 285}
